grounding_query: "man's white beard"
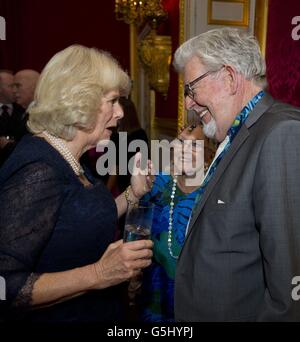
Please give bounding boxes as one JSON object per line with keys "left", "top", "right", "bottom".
{"left": 203, "top": 117, "right": 217, "bottom": 139}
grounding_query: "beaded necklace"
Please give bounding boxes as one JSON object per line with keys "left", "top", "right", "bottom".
{"left": 168, "top": 175, "right": 179, "bottom": 259}
{"left": 168, "top": 174, "right": 205, "bottom": 259}
{"left": 43, "top": 131, "right": 84, "bottom": 176}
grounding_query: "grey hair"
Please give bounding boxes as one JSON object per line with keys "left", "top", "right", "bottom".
{"left": 173, "top": 27, "right": 266, "bottom": 88}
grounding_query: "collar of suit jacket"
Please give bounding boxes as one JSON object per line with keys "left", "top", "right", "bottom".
{"left": 245, "top": 92, "right": 275, "bottom": 129}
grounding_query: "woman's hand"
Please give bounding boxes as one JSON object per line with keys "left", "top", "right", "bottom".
{"left": 130, "top": 152, "right": 155, "bottom": 199}
{"left": 92, "top": 239, "right": 153, "bottom": 289}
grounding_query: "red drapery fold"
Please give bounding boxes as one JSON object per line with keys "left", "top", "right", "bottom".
{"left": 266, "top": 0, "right": 300, "bottom": 107}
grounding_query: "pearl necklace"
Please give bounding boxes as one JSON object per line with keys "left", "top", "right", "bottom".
{"left": 43, "top": 131, "right": 84, "bottom": 176}
{"left": 168, "top": 175, "right": 179, "bottom": 259}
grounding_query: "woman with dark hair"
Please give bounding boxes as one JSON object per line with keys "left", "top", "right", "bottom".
{"left": 136, "top": 125, "right": 206, "bottom": 322}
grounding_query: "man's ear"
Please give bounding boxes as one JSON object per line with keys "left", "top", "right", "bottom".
{"left": 223, "top": 65, "right": 239, "bottom": 95}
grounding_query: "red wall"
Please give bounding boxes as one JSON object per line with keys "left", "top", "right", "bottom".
{"left": 0, "top": 0, "right": 180, "bottom": 119}
{"left": 266, "top": 0, "right": 300, "bottom": 107}
{"left": 0, "top": 0, "right": 21, "bottom": 70}
{"left": 0, "top": 0, "right": 130, "bottom": 73}
{"left": 155, "top": 0, "right": 179, "bottom": 119}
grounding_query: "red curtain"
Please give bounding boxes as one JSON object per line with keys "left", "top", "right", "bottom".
{"left": 0, "top": 0, "right": 130, "bottom": 73}
{"left": 266, "top": 0, "right": 300, "bottom": 107}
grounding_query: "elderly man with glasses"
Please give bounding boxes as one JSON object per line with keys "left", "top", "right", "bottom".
{"left": 173, "top": 27, "right": 300, "bottom": 322}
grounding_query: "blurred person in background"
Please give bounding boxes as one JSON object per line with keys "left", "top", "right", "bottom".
{"left": 0, "top": 70, "right": 26, "bottom": 166}
{"left": 14, "top": 69, "right": 40, "bottom": 110}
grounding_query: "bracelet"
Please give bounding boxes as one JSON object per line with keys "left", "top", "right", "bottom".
{"left": 124, "top": 185, "right": 138, "bottom": 206}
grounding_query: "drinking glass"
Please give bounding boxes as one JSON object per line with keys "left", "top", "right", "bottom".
{"left": 123, "top": 201, "right": 154, "bottom": 242}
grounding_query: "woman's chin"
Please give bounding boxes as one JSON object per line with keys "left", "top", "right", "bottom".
{"left": 104, "top": 129, "right": 113, "bottom": 138}
{"left": 97, "top": 139, "right": 110, "bottom": 147}
{"left": 96, "top": 130, "right": 112, "bottom": 144}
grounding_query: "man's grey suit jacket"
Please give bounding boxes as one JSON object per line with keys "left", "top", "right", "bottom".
{"left": 175, "top": 93, "right": 300, "bottom": 321}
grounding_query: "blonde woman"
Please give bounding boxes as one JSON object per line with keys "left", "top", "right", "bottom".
{"left": 0, "top": 45, "right": 153, "bottom": 322}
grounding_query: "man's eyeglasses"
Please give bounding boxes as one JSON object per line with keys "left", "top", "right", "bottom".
{"left": 184, "top": 66, "right": 224, "bottom": 99}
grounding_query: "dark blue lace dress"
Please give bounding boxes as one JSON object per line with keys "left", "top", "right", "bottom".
{"left": 0, "top": 134, "right": 124, "bottom": 322}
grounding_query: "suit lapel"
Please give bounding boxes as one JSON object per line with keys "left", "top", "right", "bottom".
{"left": 186, "top": 125, "right": 249, "bottom": 238}
{"left": 245, "top": 92, "right": 274, "bottom": 129}
{"left": 185, "top": 93, "right": 275, "bottom": 239}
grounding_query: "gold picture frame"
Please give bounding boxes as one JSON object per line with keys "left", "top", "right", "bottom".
{"left": 208, "top": 0, "right": 249, "bottom": 27}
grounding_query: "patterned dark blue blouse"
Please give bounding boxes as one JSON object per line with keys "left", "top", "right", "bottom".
{"left": 139, "top": 173, "right": 201, "bottom": 322}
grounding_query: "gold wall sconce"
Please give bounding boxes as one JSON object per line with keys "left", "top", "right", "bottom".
{"left": 115, "top": 0, "right": 167, "bottom": 26}
{"left": 138, "top": 29, "right": 172, "bottom": 96}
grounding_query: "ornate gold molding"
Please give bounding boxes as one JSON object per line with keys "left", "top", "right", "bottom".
{"left": 254, "top": 0, "right": 269, "bottom": 57}
{"left": 138, "top": 30, "right": 172, "bottom": 96}
{"left": 130, "top": 24, "right": 139, "bottom": 109}
{"left": 115, "top": 0, "right": 167, "bottom": 26}
{"left": 177, "top": 0, "right": 185, "bottom": 132}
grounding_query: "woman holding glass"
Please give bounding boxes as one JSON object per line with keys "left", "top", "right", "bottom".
{"left": 0, "top": 45, "right": 153, "bottom": 322}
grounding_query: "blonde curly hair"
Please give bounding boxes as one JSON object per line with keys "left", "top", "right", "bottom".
{"left": 28, "top": 45, "right": 131, "bottom": 140}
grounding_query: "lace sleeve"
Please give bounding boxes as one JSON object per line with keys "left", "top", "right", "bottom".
{"left": 0, "top": 162, "right": 64, "bottom": 311}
